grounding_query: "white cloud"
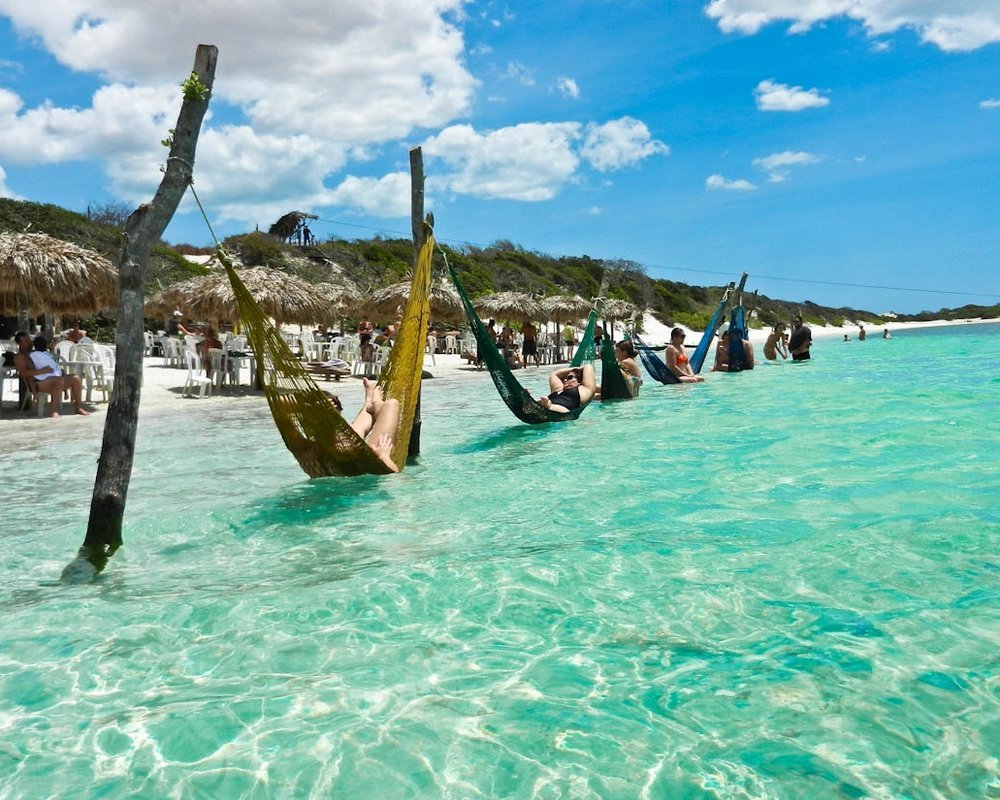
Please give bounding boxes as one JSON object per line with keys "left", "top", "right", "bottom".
{"left": 557, "top": 77, "right": 580, "bottom": 99}
{"left": 0, "top": 1, "right": 476, "bottom": 143}
{"left": 980, "top": 98, "right": 1000, "bottom": 109}
{"left": 754, "top": 79, "right": 829, "bottom": 111}
{"left": 706, "top": 174, "right": 756, "bottom": 191}
{"left": 328, "top": 172, "right": 412, "bottom": 218}
{"left": 705, "top": 0, "right": 1000, "bottom": 51}
{"left": 423, "top": 122, "right": 581, "bottom": 201}
{"left": 0, "top": 164, "right": 21, "bottom": 198}
{"left": 752, "top": 149, "right": 820, "bottom": 182}
{"left": 580, "top": 117, "right": 669, "bottom": 172}
{"left": 505, "top": 62, "right": 535, "bottom": 86}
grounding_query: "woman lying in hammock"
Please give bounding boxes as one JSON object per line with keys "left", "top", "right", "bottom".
{"left": 349, "top": 378, "right": 402, "bottom": 472}
{"left": 538, "top": 365, "right": 597, "bottom": 413}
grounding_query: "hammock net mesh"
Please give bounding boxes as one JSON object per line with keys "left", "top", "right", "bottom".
{"left": 598, "top": 329, "right": 634, "bottom": 399}
{"left": 447, "top": 259, "right": 597, "bottom": 423}
{"left": 219, "top": 231, "right": 432, "bottom": 477}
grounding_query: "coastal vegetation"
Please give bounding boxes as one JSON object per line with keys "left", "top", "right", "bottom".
{"left": 2, "top": 198, "right": 997, "bottom": 331}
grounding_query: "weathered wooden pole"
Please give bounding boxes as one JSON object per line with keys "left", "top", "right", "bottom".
{"left": 64, "top": 45, "right": 218, "bottom": 580}
{"left": 407, "top": 147, "right": 426, "bottom": 459}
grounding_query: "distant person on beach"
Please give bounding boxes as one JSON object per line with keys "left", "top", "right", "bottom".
{"left": 167, "top": 311, "right": 192, "bottom": 338}
{"left": 357, "top": 316, "right": 374, "bottom": 360}
{"left": 593, "top": 326, "right": 604, "bottom": 352}
{"left": 562, "top": 323, "right": 576, "bottom": 360}
{"left": 348, "top": 377, "right": 401, "bottom": 472}
{"left": 843, "top": 334, "right": 850, "bottom": 342}
{"left": 520, "top": 321, "right": 539, "bottom": 367}
{"left": 67, "top": 325, "right": 93, "bottom": 345}
{"left": 538, "top": 365, "right": 596, "bottom": 413}
{"left": 13, "top": 331, "right": 90, "bottom": 417}
{"left": 764, "top": 323, "right": 788, "bottom": 360}
{"left": 199, "top": 327, "right": 222, "bottom": 376}
{"left": 788, "top": 316, "right": 812, "bottom": 361}
{"left": 883, "top": 328, "right": 892, "bottom": 339}
{"left": 858, "top": 324, "right": 866, "bottom": 341}
{"left": 666, "top": 327, "right": 705, "bottom": 383}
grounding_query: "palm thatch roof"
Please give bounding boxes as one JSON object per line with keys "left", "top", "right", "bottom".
{"left": 539, "top": 294, "right": 592, "bottom": 321}
{"left": 315, "top": 280, "right": 363, "bottom": 319}
{"left": 602, "top": 298, "right": 640, "bottom": 321}
{"left": 145, "top": 267, "right": 331, "bottom": 325}
{"left": 474, "top": 291, "right": 541, "bottom": 324}
{"left": 366, "top": 278, "right": 465, "bottom": 325}
{"left": 0, "top": 231, "right": 118, "bottom": 314}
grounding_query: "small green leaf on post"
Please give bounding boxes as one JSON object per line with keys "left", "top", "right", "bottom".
{"left": 181, "top": 71, "right": 210, "bottom": 102}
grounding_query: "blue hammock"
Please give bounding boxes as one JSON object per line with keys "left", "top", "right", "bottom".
{"left": 633, "top": 333, "right": 680, "bottom": 385}
{"left": 689, "top": 281, "right": 735, "bottom": 374}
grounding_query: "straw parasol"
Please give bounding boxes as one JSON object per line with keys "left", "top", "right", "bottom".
{"left": 145, "top": 267, "right": 331, "bottom": 325}
{"left": 474, "top": 291, "right": 542, "bottom": 324}
{"left": 539, "top": 294, "right": 592, "bottom": 322}
{"left": 0, "top": 231, "right": 118, "bottom": 315}
{"left": 366, "top": 277, "right": 465, "bottom": 324}
{"left": 601, "top": 298, "right": 640, "bottom": 340}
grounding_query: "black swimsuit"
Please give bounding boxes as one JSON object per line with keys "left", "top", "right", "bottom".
{"left": 546, "top": 386, "right": 581, "bottom": 410}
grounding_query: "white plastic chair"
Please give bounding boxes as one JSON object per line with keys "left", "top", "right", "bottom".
{"left": 445, "top": 334, "right": 458, "bottom": 354}
{"left": 183, "top": 350, "right": 213, "bottom": 398}
{"left": 208, "top": 348, "right": 228, "bottom": 389}
{"left": 54, "top": 339, "right": 75, "bottom": 363}
{"left": 92, "top": 344, "right": 116, "bottom": 398}
{"left": 68, "top": 345, "right": 107, "bottom": 403}
{"left": 425, "top": 334, "right": 436, "bottom": 366}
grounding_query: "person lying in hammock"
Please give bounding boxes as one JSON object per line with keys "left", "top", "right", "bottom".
{"left": 348, "top": 378, "right": 402, "bottom": 472}
{"left": 538, "top": 365, "right": 596, "bottom": 413}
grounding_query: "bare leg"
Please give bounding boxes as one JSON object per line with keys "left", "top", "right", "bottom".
{"left": 367, "top": 395, "right": 401, "bottom": 472}
{"left": 350, "top": 377, "right": 377, "bottom": 438}
{"left": 69, "top": 375, "right": 91, "bottom": 415}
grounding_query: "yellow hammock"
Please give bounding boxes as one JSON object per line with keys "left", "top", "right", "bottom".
{"left": 219, "top": 228, "right": 433, "bottom": 477}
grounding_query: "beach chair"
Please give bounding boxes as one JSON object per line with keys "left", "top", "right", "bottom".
{"left": 182, "top": 350, "right": 212, "bottom": 398}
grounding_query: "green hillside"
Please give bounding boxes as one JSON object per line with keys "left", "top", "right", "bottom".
{"left": 3, "top": 198, "right": 997, "bottom": 330}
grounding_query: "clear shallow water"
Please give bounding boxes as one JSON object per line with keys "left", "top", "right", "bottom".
{"left": 2, "top": 323, "right": 998, "bottom": 799}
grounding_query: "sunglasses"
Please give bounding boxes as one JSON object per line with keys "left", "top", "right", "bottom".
{"left": 564, "top": 373, "right": 578, "bottom": 381}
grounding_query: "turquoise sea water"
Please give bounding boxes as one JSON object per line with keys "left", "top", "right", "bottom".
{"left": 2, "top": 323, "right": 998, "bottom": 799}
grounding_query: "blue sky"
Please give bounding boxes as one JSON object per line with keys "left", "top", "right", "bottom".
{"left": 0, "top": 1, "right": 997, "bottom": 314}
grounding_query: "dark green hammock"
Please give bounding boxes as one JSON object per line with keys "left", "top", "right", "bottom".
{"left": 447, "top": 259, "right": 597, "bottom": 423}
{"left": 598, "top": 327, "right": 634, "bottom": 400}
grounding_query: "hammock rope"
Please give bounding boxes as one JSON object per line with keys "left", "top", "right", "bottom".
{"left": 445, "top": 255, "right": 597, "bottom": 423}
{"left": 186, "top": 177, "right": 433, "bottom": 477}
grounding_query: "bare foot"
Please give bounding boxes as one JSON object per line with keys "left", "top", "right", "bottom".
{"left": 50, "top": 411, "right": 61, "bottom": 419}
{"left": 361, "top": 377, "right": 377, "bottom": 415}
{"left": 370, "top": 382, "right": 387, "bottom": 415}
{"left": 75, "top": 408, "right": 92, "bottom": 416}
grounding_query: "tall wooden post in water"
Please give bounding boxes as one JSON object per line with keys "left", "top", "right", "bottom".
{"left": 408, "top": 147, "right": 426, "bottom": 459}
{"left": 65, "top": 45, "right": 218, "bottom": 580}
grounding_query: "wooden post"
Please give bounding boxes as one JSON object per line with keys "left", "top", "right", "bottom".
{"left": 407, "top": 147, "right": 425, "bottom": 459}
{"left": 64, "top": 45, "right": 218, "bottom": 580}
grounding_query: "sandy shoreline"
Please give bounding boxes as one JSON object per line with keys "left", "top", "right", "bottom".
{"left": 2, "top": 316, "right": 995, "bottom": 438}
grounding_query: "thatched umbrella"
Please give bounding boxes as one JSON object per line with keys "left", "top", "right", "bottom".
{"left": 540, "top": 294, "right": 592, "bottom": 358}
{"left": 0, "top": 232, "right": 118, "bottom": 320}
{"left": 366, "top": 278, "right": 465, "bottom": 325}
{"left": 145, "top": 267, "right": 331, "bottom": 325}
{"left": 474, "top": 291, "right": 541, "bottom": 324}
{"left": 602, "top": 298, "right": 640, "bottom": 341}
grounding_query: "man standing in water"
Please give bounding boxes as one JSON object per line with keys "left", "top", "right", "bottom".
{"left": 788, "top": 316, "right": 812, "bottom": 361}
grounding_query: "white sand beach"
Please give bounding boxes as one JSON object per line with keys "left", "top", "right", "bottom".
{"left": 2, "top": 315, "right": 995, "bottom": 441}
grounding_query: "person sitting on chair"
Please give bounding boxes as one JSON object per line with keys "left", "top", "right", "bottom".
{"left": 349, "top": 377, "right": 402, "bottom": 472}
{"left": 13, "top": 332, "right": 90, "bottom": 417}
{"left": 538, "top": 365, "right": 596, "bottom": 413}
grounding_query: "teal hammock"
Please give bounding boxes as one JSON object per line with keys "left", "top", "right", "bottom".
{"left": 598, "top": 328, "right": 634, "bottom": 400}
{"left": 447, "top": 259, "right": 597, "bottom": 423}
{"left": 689, "top": 281, "right": 735, "bottom": 374}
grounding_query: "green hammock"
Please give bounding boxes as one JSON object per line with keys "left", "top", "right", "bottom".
{"left": 598, "top": 327, "right": 634, "bottom": 400}
{"left": 447, "top": 259, "right": 597, "bottom": 423}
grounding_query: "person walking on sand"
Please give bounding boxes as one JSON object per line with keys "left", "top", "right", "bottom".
{"left": 520, "top": 321, "right": 539, "bottom": 367}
